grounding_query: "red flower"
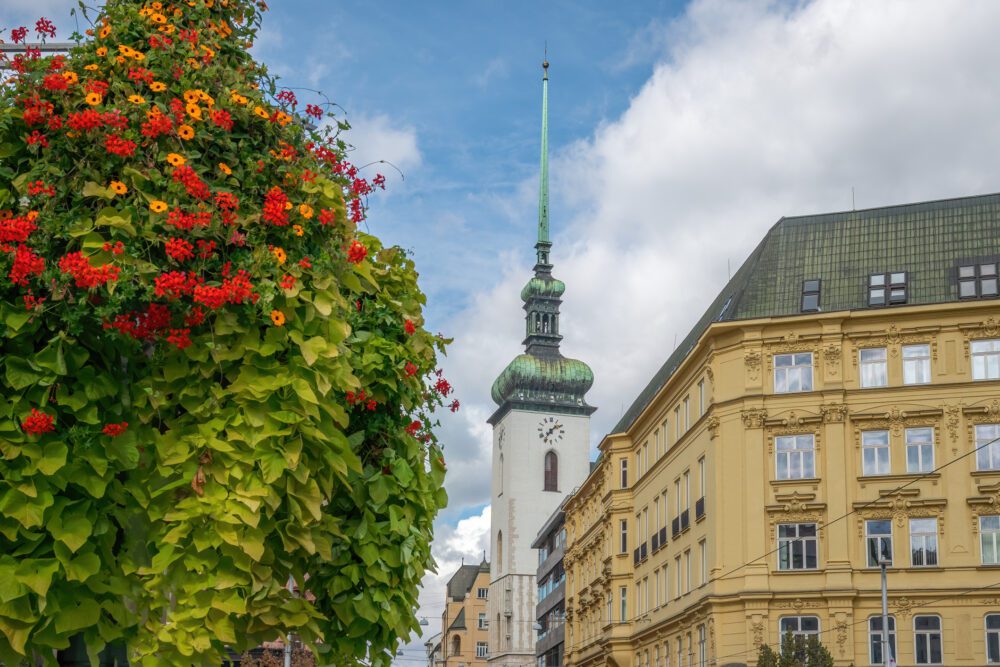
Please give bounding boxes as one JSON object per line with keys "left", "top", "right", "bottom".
{"left": 141, "top": 112, "right": 173, "bottom": 139}
{"left": 41, "top": 73, "right": 68, "bottom": 91}
{"left": 346, "top": 240, "right": 367, "bottom": 264}
{"left": 10, "top": 27, "right": 28, "bottom": 44}
{"left": 298, "top": 257, "right": 312, "bottom": 269}
{"left": 102, "top": 421, "right": 128, "bottom": 437}
{"left": 196, "top": 240, "right": 216, "bottom": 258}
{"left": 25, "top": 131, "right": 49, "bottom": 148}
{"left": 280, "top": 274, "right": 296, "bottom": 290}
{"left": 164, "top": 237, "right": 195, "bottom": 262}
{"left": 318, "top": 208, "right": 336, "bottom": 225}
{"left": 9, "top": 245, "right": 45, "bottom": 286}
{"left": 58, "top": 252, "right": 120, "bottom": 289}
{"left": 166, "top": 328, "right": 192, "bottom": 349}
{"left": 210, "top": 109, "right": 233, "bottom": 131}
{"left": 449, "top": 399, "right": 461, "bottom": 413}
{"left": 305, "top": 104, "right": 323, "bottom": 120}
{"left": 34, "top": 18, "right": 56, "bottom": 39}
{"left": 434, "top": 378, "right": 452, "bottom": 397}
{"left": 23, "top": 293, "right": 45, "bottom": 311}
{"left": 154, "top": 271, "right": 198, "bottom": 299}
{"left": 0, "top": 215, "right": 37, "bottom": 244}
{"left": 262, "top": 187, "right": 289, "bottom": 226}
{"left": 184, "top": 306, "right": 205, "bottom": 326}
{"left": 105, "top": 135, "right": 138, "bottom": 157}
{"left": 67, "top": 109, "right": 105, "bottom": 132}
{"left": 172, "top": 165, "right": 210, "bottom": 200}
{"left": 103, "top": 241, "right": 125, "bottom": 255}
{"left": 404, "top": 361, "right": 417, "bottom": 377}
{"left": 405, "top": 420, "right": 421, "bottom": 436}
{"left": 27, "top": 180, "right": 55, "bottom": 197}
{"left": 22, "top": 409, "right": 55, "bottom": 435}
{"left": 366, "top": 399, "right": 377, "bottom": 411}
{"left": 404, "top": 319, "right": 416, "bottom": 335}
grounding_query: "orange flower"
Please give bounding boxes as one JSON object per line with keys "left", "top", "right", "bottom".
{"left": 271, "top": 247, "right": 287, "bottom": 264}
{"left": 166, "top": 153, "right": 186, "bottom": 167}
{"left": 62, "top": 71, "right": 78, "bottom": 85}
{"left": 178, "top": 124, "right": 195, "bottom": 140}
{"left": 218, "top": 162, "right": 232, "bottom": 175}
{"left": 183, "top": 90, "right": 201, "bottom": 103}
{"left": 299, "top": 204, "right": 314, "bottom": 219}
{"left": 109, "top": 181, "right": 127, "bottom": 195}
{"left": 128, "top": 95, "right": 147, "bottom": 105}
{"left": 98, "top": 25, "right": 111, "bottom": 39}
{"left": 270, "top": 310, "right": 286, "bottom": 327}
{"left": 26, "top": 211, "right": 39, "bottom": 222}
{"left": 150, "top": 81, "right": 166, "bottom": 92}
{"left": 85, "top": 93, "right": 102, "bottom": 106}
{"left": 150, "top": 200, "right": 168, "bottom": 213}
{"left": 186, "top": 103, "right": 202, "bottom": 120}
{"left": 253, "top": 106, "right": 269, "bottom": 120}
{"left": 84, "top": 64, "right": 99, "bottom": 72}
{"left": 293, "top": 224, "right": 305, "bottom": 237}
{"left": 284, "top": 201, "right": 293, "bottom": 211}
{"left": 150, "top": 13, "right": 167, "bottom": 24}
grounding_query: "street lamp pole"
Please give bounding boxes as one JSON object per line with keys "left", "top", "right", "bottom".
{"left": 880, "top": 555, "right": 891, "bottom": 667}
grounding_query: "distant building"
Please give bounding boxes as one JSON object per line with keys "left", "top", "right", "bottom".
{"left": 563, "top": 193, "right": 1000, "bottom": 667}
{"left": 533, "top": 505, "right": 568, "bottom": 667}
{"left": 441, "top": 561, "right": 491, "bottom": 666}
{"left": 487, "top": 59, "right": 596, "bottom": 667}
{"left": 424, "top": 631, "right": 442, "bottom": 667}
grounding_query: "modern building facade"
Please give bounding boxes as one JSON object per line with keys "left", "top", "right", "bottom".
{"left": 563, "top": 193, "right": 1000, "bottom": 667}
{"left": 488, "top": 61, "right": 596, "bottom": 667}
{"left": 534, "top": 506, "right": 569, "bottom": 666}
{"left": 441, "top": 561, "right": 492, "bottom": 667}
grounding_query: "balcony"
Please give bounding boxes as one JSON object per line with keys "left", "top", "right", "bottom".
{"left": 640, "top": 542, "right": 647, "bottom": 561}
{"left": 659, "top": 526, "right": 667, "bottom": 547}
{"left": 633, "top": 547, "right": 640, "bottom": 565}
{"left": 680, "top": 509, "right": 690, "bottom": 532}
{"left": 651, "top": 533, "right": 659, "bottom": 551}
{"left": 696, "top": 496, "right": 706, "bottom": 521}
{"left": 671, "top": 517, "right": 680, "bottom": 538}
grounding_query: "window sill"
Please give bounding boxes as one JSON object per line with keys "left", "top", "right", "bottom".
{"left": 771, "top": 478, "right": 821, "bottom": 487}
{"left": 858, "top": 472, "right": 940, "bottom": 485}
{"left": 977, "top": 564, "right": 1000, "bottom": 570}
{"left": 772, "top": 568, "right": 822, "bottom": 574}
{"left": 972, "top": 470, "right": 1000, "bottom": 478}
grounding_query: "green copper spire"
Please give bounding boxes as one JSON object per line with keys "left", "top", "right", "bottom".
{"left": 537, "top": 59, "right": 550, "bottom": 250}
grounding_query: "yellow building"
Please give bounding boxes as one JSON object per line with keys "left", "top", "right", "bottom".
{"left": 441, "top": 561, "right": 492, "bottom": 666}
{"left": 564, "top": 194, "right": 1000, "bottom": 667}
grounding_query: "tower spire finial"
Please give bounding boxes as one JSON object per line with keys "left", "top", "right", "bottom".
{"left": 536, "top": 53, "right": 550, "bottom": 257}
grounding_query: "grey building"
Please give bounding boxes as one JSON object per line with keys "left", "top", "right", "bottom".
{"left": 532, "top": 505, "right": 567, "bottom": 667}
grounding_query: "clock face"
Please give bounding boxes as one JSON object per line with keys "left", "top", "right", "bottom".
{"left": 537, "top": 416, "right": 565, "bottom": 445}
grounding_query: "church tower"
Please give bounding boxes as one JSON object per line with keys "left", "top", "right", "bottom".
{"left": 487, "top": 60, "right": 595, "bottom": 667}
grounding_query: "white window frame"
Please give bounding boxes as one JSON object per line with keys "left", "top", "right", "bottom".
{"left": 774, "top": 352, "right": 814, "bottom": 393}
{"left": 779, "top": 615, "right": 820, "bottom": 642}
{"left": 698, "top": 625, "right": 706, "bottom": 667}
{"left": 619, "top": 586, "right": 627, "bottom": 623}
{"left": 978, "top": 424, "right": 1000, "bottom": 471}
{"left": 775, "top": 434, "right": 816, "bottom": 480}
{"left": 866, "top": 519, "right": 893, "bottom": 567}
{"left": 862, "top": 430, "right": 891, "bottom": 476}
{"left": 909, "top": 518, "right": 939, "bottom": 567}
{"left": 986, "top": 613, "right": 1000, "bottom": 664}
{"left": 906, "top": 427, "right": 935, "bottom": 474}
{"left": 868, "top": 616, "right": 897, "bottom": 666}
{"left": 913, "top": 615, "right": 942, "bottom": 665}
{"left": 476, "top": 641, "right": 489, "bottom": 658}
{"left": 973, "top": 339, "right": 1000, "bottom": 380}
{"left": 903, "top": 343, "right": 932, "bottom": 385}
{"left": 620, "top": 519, "right": 628, "bottom": 555}
{"left": 982, "top": 515, "right": 1000, "bottom": 565}
{"left": 621, "top": 458, "right": 629, "bottom": 488}
{"left": 699, "top": 540, "right": 707, "bottom": 585}
{"left": 860, "top": 347, "right": 888, "bottom": 388}
{"left": 777, "top": 523, "right": 818, "bottom": 571}
{"left": 476, "top": 587, "right": 488, "bottom": 599}
{"left": 478, "top": 612, "right": 488, "bottom": 629}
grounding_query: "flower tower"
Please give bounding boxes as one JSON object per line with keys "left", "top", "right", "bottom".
{"left": 0, "top": 2, "right": 450, "bottom": 665}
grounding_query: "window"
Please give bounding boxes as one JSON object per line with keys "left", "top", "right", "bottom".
{"left": 683, "top": 396, "right": 690, "bottom": 430}
{"left": 987, "top": 614, "right": 1000, "bottom": 663}
{"left": 699, "top": 540, "right": 707, "bottom": 585}
{"left": 477, "top": 587, "right": 488, "bottom": 599}
{"left": 862, "top": 430, "right": 891, "bottom": 476}
{"left": 698, "top": 380, "right": 705, "bottom": 416}
{"left": 982, "top": 516, "right": 1000, "bottom": 565}
{"left": 653, "top": 568, "right": 660, "bottom": 608}
{"left": 903, "top": 344, "right": 932, "bottom": 384}
{"left": 675, "top": 556, "right": 682, "bottom": 598}
{"left": 913, "top": 616, "right": 942, "bottom": 664}
{"left": 801, "top": 279, "right": 821, "bottom": 312}
{"left": 684, "top": 550, "right": 691, "bottom": 593}
{"left": 775, "top": 434, "right": 815, "bottom": 480}
{"left": 777, "top": 523, "right": 818, "bottom": 570}
{"left": 959, "top": 262, "right": 999, "bottom": 299}
{"left": 543, "top": 451, "right": 558, "bottom": 491}
{"left": 620, "top": 520, "right": 628, "bottom": 554}
{"left": 683, "top": 471, "right": 691, "bottom": 512}
{"left": 910, "top": 518, "right": 939, "bottom": 567}
{"left": 866, "top": 520, "right": 893, "bottom": 567}
{"left": 774, "top": 353, "right": 813, "bottom": 393}
{"left": 868, "top": 616, "right": 896, "bottom": 666}
{"left": 451, "top": 635, "right": 461, "bottom": 658}
{"left": 860, "top": 348, "right": 888, "bottom": 388}
{"left": 674, "top": 406, "right": 681, "bottom": 440}
{"left": 620, "top": 587, "right": 627, "bottom": 623}
{"left": 697, "top": 625, "right": 706, "bottom": 667}
{"left": 497, "top": 531, "right": 503, "bottom": 569}
{"left": 621, "top": 458, "right": 629, "bottom": 488}
{"left": 906, "top": 427, "right": 935, "bottom": 474}
{"left": 676, "top": 638, "right": 683, "bottom": 667}
{"left": 779, "top": 616, "right": 819, "bottom": 641}
{"left": 973, "top": 340, "right": 1000, "bottom": 380}
{"left": 478, "top": 613, "right": 488, "bottom": 629}
{"left": 476, "top": 641, "right": 489, "bottom": 659}
{"left": 662, "top": 563, "right": 669, "bottom": 603}
{"left": 977, "top": 424, "right": 1000, "bottom": 471}
{"left": 635, "top": 583, "right": 642, "bottom": 616}
{"left": 698, "top": 457, "right": 706, "bottom": 500}
{"left": 869, "top": 271, "right": 908, "bottom": 306}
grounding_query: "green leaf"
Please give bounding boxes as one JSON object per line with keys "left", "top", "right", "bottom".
{"left": 54, "top": 599, "right": 100, "bottom": 634}
{"left": 82, "top": 181, "right": 114, "bottom": 199}
{"left": 36, "top": 442, "right": 68, "bottom": 475}
{"left": 48, "top": 507, "right": 93, "bottom": 553}
{"left": 63, "top": 551, "right": 101, "bottom": 583}
{"left": 14, "top": 559, "right": 59, "bottom": 596}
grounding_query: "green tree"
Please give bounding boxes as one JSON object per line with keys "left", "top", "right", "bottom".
{"left": 0, "top": 1, "right": 449, "bottom": 665}
{"left": 756, "top": 634, "right": 835, "bottom": 667}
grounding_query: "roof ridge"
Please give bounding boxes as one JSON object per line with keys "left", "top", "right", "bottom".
{"left": 780, "top": 190, "right": 1000, "bottom": 223}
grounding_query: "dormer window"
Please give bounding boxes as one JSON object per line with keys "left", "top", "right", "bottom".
{"left": 959, "top": 262, "right": 999, "bottom": 299}
{"left": 869, "top": 272, "right": 907, "bottom": 307}
{"left": 801, "top": 279, "right": 821, "bottom": 312}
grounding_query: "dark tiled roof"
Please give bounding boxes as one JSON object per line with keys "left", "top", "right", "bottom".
{"left": 612, "top": 192, "right": 1000, "bottom": 434}
{"left": 447, "top": 564, "right": 482, "bottom": 601}
{"left": 448, "top": 607, "right": 466, "bottom": 631}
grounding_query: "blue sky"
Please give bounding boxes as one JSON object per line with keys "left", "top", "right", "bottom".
{"left": 11, "top": 1, "right": 1000, "bottom": 663}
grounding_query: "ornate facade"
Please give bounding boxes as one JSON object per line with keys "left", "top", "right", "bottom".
{"left": 563, "top": 194, "right": 1000, "bottom": 667}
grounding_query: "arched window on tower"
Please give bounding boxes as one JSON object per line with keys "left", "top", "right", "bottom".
{"left": 542, "top": 314, "right": 550, "bottom": 333}
{"left": 499, "top": 454, "right": 504, "bottom": 492}
{"left": 497, "top": 530, "right": 503, "bottom": 569}
{"left": 534, "top": 312, "right": 541, "bottom": 334}
{"left": 544, "top": 450, "right": 559, "bottom": 491}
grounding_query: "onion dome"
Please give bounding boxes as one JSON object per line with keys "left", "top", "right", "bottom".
{"left": 521, "top": 275, "right": 566, "bottom": 301}
{"left": 491, "top": 353, "right": 594, "bottom": 408}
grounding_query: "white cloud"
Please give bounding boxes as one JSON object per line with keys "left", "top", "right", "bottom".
{"left": 344, "top": 113, "right": 422, "bottom": 179}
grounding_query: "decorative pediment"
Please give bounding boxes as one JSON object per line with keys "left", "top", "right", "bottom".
{"left": 960, "top": 316, "right": 1000, "bottom": 341}
{"left": 764, "top": 409, "right": 823, "bottom": 430}
{"left": 744, "top": 349, "right": 762, "bottom": 382}
{"left": 847, "top": 324, "right": 940, "bottom": 360}
{"left": 766, "top": 492, "right": 826, "bottom": 540}
{"left": 821, "top": 403, "right": 847, "bottom": 423}
{"left": 854, "top": 487, "right": 947, "bottom": 534}
{"left": 741, "top": 408, "right": 768, "bottom": 429}
{"left": 962, "top": 398, "right": 1000, "bottom": 423}
{"left": 968, "top": 481, "right": 1000, "bottom": 533}
{"left": 850, "top": 406, "right": 942, "bottom": 442}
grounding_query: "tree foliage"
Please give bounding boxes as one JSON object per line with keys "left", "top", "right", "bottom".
{"left": 756, "top": 634, "right": 835, "bottom": 667}
{"left": 0, "top": 1, "right": 450, "bottom": 664}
